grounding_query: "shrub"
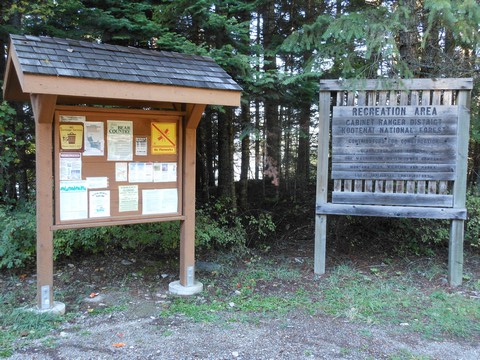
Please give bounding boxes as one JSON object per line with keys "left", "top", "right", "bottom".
{"left": 195, "top": 198, "right": 276, "bottom": 253}
{"left": 0, "top": 204, "right": 36, "bottom": 268}
{"left": 465, "top": 190, "right": 480, "bottom": 249}
{"left": 0, "top": 198, "right": 276, "bottom": 268}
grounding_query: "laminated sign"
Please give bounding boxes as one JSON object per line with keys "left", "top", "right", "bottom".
{"left": 151, "top": 122, "right": 177, "bottom": 154}
{"left": 59, "top": 123, "right": 84, "bottom": 151}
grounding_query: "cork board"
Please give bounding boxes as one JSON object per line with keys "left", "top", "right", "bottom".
{"left": 53, "top": 106, "right": 184, "bottom": 228}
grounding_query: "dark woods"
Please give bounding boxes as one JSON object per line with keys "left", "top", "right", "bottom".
{"left": 1, "top": 0, "right": 479, "bottom": 209}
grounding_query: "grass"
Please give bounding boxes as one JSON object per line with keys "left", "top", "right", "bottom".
{"left": 161, "top": 260, "right": 480, "bottom": 340}
{"left": 318, "top": 264, "right": 480, "bottom": 339}
{"left": 0, "top": 302, "right": 62, "bottom": 357}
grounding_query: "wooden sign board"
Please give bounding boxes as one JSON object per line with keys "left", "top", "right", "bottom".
{"left": 315, "top": 78, "right": 473, "bottom": 287}
{"left": 332, "top": 106, "right": 458, "bottom": 181}
{"left": 53, "top": 106, "right": 184, "bottom": 229}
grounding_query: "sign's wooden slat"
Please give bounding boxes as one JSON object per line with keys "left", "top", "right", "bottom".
{"left": 332, "top": 192, "right": 453, "bottom": 207}
{"left": 439, "top": 181, "right": 449, "bottom": 194}
{"left": 443, "top": 91, "right": 453, "bottom": 105}
{"left": 332, "top": 163, "right": 455, "bottom": 174}
{"left": 334, "top": 180, "right": 342, "bottom": 192}
{"left": 316, "top": 203, "right": 466, "bottom": 220}
{"left": 332, "top": 153, "right": 456, "bottom": 164}
{"left": 319, "top": 78, "right": 473, "bottom": 91}
{"left": 385, "top": 180, "right": 394, "bottom": 193}
{"left": 422, "top": 90, "right": 431, "bottom": 106}
{"left": 378, "top": 91, "right": 388, "bottom": 106}
{"left": 331, "top": 171, "right": 456, "bottom": 181}
{"left": 396, "top": 180, "right": 404, "bottom": 193}
{"left": 355, "top": 180, "right": 363, "bottom": 192}
{"left": 417, "top": 181, "right": 426, "bottom": 194}
{"left": 406, "top": 181, "right": 415, "bottom": 194}
{"left": 332, "top": 135, "right": 457, "bottom": 150}
{"left": 365, "top": 180, "right": 373, "bottom": 192}
{"left": 344, "top": 180, "right": 352, "bottom": 192}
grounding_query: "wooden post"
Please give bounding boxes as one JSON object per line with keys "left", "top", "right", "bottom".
{"left": 30, "top": 94, "right": 57, "bottom": 309}
{"left": 179, "top": 105, "right": 206, "bottom": 287}
{"left": 449, "top": 92, "right": 471, "bottom": 286}
{"left": 314, "top": 91, "right": 331, "bottom": 274}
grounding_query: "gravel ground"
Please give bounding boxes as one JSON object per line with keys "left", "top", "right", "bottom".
{"left": 7, "top": 287, "right": 480, "bottom": 360}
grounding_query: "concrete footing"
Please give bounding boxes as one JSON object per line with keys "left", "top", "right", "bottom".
{"left": 29, "top": 301, "right": 66, "bottom": 316}
{"left": 169, "top": 280, "right": 203, "bottom": 295}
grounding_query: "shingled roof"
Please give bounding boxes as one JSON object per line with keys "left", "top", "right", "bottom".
{"left": 3, "top": 34, "right": 242, "bottom": 107}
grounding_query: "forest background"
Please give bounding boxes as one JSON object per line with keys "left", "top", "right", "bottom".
{"left": 1, "top": 0, "right": 480, "bottom": 267}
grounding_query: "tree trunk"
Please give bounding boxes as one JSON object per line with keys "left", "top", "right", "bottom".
{"left": 239, "top": 100, "right": 250, "bottom": 209}
{"left": 217, "top": 108, "right": 235, "bottom": 201}
{"left": 262, "top": 0, "right": 280, "bottom": 197}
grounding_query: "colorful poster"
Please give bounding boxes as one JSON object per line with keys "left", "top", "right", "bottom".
{"left": 118, "top": 185, "right": 138, "bottom": 212}
{"left": 135, "top": 137, "right": 148, "bottom": 156}
{"left": 59, "top": 152, "right": 82, "bottom": 180}
{"left": 59, "top": 123, "right": 84, "bottom": 151}
{"left": 89, "top": 190, "right": 110, "bottom": 218}
{"left": 84, "top": 122, "right": 104, "bottom": 156}
{"left": 142, "top": 188, "right": 178, "bottom": 215}
{"left": 151, "top": 122, "right": 177, "bottom": 154}
{"left": 59, "top": 180, "right": 88, "bottom": 221}
{"left": 107, "top": 120, "right": 133, "bottom": 161}
{"left": 153, "top": 162, "right": 177, "bottom": 182}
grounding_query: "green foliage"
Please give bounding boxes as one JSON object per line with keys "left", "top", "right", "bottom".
{"left": 0, "top": 198, "right": 275, "bottom": 269}
{"left": 54, "top": 221, "right": 181, "bottom": 258}
{"left": 195, "top": 201, "right": 248, "bottom": 253}
{"left": 195, "top": 199, "right": 276, "bottom": 253}
{"left": 465, "top": 190, "right": 480, "bottom": 249}
{"left": 0, "top": 204, "right": 36, "bottom": 269}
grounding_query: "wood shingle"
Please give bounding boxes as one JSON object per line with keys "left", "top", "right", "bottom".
{"left": 3, "top": 34, "right": 242, "bottom": 107}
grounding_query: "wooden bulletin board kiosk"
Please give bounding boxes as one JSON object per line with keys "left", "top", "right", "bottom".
{"left": 3, "top": 34, "right": 241, "bottom": 312}
{"left": 315, "top": 78, "right": 472, "bottom": 286}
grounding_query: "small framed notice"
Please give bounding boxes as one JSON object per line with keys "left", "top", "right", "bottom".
{"left": 59, "top": 123, "right": 84, "bottom": 151}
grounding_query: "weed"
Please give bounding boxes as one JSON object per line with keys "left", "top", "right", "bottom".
{"left": 318, "top": 264, "right": 480, "bottom": 339}
{"left": 388, "top": 349, "right": 430, "bottom": 359}
{"left": 0, "top": 304, "right": 62, "bottom": 357}
{"left": 87, "top": 304, "right": 128, "bottom": 316}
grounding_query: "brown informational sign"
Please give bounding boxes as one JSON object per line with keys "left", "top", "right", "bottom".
{"left": 53, "top": 107, "right": 183, "bottom": 228}
{"left": 315, "top": 78, "right": 473, "bottom": 287}
{"left": 331, "top": 105, "right": 458, "bottom": 181}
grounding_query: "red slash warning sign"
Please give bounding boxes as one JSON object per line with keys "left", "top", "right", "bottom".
{"left": 151, "top": 122, "right": 177, "bottom": 154}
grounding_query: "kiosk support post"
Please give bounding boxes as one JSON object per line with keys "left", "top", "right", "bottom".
{"left": 30, "top": 95, "right": 63, "bottom": 311}
{"left": 171, "top": 104, "right": 206, "bottom": 295}
{"left": 180, "top": 125, "right": 197, "bottom": 287}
